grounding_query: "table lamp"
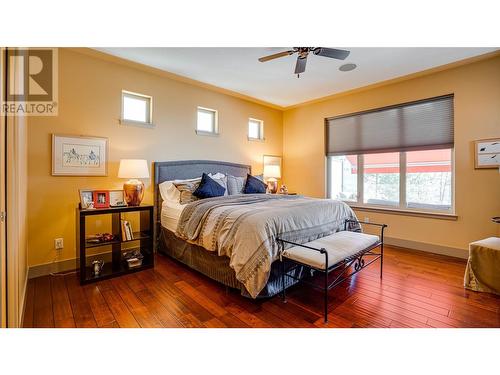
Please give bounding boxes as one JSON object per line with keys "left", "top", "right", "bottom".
{"left": 263, "top": 164, "right": 281, "bottom": 194}
{"left": 118, "top": 159, "right": 149, "bottom": 206}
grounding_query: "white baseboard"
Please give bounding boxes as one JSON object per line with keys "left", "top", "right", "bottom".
{"left": 28, "top": 258, "right": 78, "bottom": 279}
{"left": 28, "top": 251, "right": 115, "bottom": 279}
{"left": 385, "top": 236, "right": 468, "bottom": 259}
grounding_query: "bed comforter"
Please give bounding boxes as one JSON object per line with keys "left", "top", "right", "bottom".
{"left": 176, "top": 194, "right": 357, "bottom": 298}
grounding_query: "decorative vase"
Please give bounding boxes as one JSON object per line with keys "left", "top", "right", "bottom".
{"left": 123, "top": 179, "right": 145, "bottom": 206}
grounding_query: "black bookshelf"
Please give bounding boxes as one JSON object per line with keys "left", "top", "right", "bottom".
{"left": 76, "top": 205, "right": 154, "bottom": 284}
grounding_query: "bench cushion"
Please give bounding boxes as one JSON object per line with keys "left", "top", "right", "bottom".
{"left": 282, "top": 231, "right": 380, "bottom": 269}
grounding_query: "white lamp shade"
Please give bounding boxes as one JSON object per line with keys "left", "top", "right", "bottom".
{"left": 118, "top": 159, "right": 150, "bottom": 179}
{"left": 263, "top": 164, "right": 281, "bottom": 179}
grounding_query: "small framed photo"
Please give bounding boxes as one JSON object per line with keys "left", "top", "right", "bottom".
{"left": 79, "top": 189, "right": 95, "bottom": 209}
{"left": 52, "top": 134, "right": 108, "bottom": 176}
{"left": 93, "top": 190, "right": 110, "bottom": 208}
{"left": 474, "top": 138, "right": 500, "bottom": 169}
{"left": 109, "top": 190, "right": 126, "bottom": 207}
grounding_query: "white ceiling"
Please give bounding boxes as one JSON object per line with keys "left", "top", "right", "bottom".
{"left": 96, "top": 47, "right": 497, "bottom": 107}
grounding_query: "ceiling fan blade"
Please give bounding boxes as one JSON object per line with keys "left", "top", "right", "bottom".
{"left": 313, "top": 48, "right": 350, "bottom": 60}
{"left": 294, "top": 56, "right": 307, "bottom": 74}
{"left": 258, "top": 50, "right": 295, "bottom": 62}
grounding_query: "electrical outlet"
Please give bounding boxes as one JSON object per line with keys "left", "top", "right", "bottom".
{"left": 55, "top": 238, "right": 64, "bottom": 250}
{"left": 364, "top": 217, "right": 370, "bottom": 223}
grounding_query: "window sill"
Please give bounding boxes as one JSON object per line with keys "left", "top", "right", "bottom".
{"left": 347, "top": 204, "right": 458, "bottom": 221}
{"left": 119, "top": 119, "right": 155, "bottom": 128}
{"left": 247, "top": 137, "right": 265, "bottom": 142}
{"left": 195, "top": 130, "right": 219, "bottom": 137}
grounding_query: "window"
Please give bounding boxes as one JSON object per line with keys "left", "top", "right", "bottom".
{"left": 248, "top": 118, "right": 264, "bottom": 140}
{"left": 326, "top": 95, "right": 454, "bottom": 213}
{"left": 328, "top": 149, "right": 453, "bottom": 212}
{"left": 196, "top": 107, "right": 218, "bottom": 135}
{"left": 121, "top": 90, "right": 153, "bottom": 125}
{"left": 406, "top": 149, "right": 452, "bottom": 210}
{"left": 328, "top": 155, "right": 358, "bottom": 202}
{"left": 363, "top": 152, "right": 400, "bottom": 206}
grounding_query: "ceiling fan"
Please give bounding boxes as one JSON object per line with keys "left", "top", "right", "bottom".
{"left": 258, "top": 47, "right": 350, "bottom": 77}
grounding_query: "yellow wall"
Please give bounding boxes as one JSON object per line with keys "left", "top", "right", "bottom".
{"left": 283, "top": 55, "right": 500, "bottom": 253}
{"left": 27, "top": 48, "right": 283, "bottom": 267}
{"left": 27, "top": 49, "right": 500, "bottom": 268}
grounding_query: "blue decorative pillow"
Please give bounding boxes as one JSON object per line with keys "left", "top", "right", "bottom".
{"left": 193, "top": 173, "right": 226, "bottom": 199}
{"left": 243, "top": 174, "right": 267, "bottom": 194}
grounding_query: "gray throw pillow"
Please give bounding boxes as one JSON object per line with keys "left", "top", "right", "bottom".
{"left": 226, "top": 175, "right": 246, "bottom": 195}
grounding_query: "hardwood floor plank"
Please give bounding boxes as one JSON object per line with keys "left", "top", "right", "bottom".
{"left": 22, "top": 247, "right": 500, "bottom": 328}
{"left": 83, "top": 284, "right": 117, "bottom": 327}
{"left": 33, "top": 276, "right": 54, "bottom": 328}
{"left": 204, "top": 317, "right": 227, "bottom": 328}
{"left": 136, "top": 272, "right": 204, "bottom": 327}
{"left": 174, "top": 280, "right": 227, "bottom": 318}
{"left": 135, "top": 288, "right": 184, "bottom": 328}
{"left": 110, "top": 278, "right": 162, "bottom": 328}
{"left": 153, "top": 267, "right": 216, "bottom": 322}
{"left": 224, "top": 302, "right": 272, "bottom": 328}
{"left": 65, "top": 275, "right": 98, "bottom": 328}
{"left": 50, "top": 276, "right": 75, "bottom": 328}
{"left": 216, "top": 312, "right": 250, "bottom": 328}
{"left": 97, "top": 281, "right": 140, "bottom": 328}
{"left": 22, "top": 279, "right": 36, "bottom": 328}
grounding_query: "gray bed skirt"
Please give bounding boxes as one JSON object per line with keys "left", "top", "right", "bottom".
{"left": 158, "top": 227, "right": 307, "bottom": 298}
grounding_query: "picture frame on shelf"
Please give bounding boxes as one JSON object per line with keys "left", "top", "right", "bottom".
{"left": 52, "top": 134, "right": 108, "bottom": 176}
{"left": 109, "top": 190, "right": 127, "bottom": 207}
{"left": 474, "top": 138, "right": 500, "bottom": 169}
{"left": 92, "top": 190, "right": 110, "bottom": 208}
{"left": 79, "top": 189, "right": 95, "bottom": 209}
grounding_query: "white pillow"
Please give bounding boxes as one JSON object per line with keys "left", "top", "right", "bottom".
{"left": 208, "top": 173, "right": 228, "bottom": 196}
{"left": 159, "top": 177, "right": 201, "bottom": 202}
{"left": 209, "top": 172, "right": 225, "bottom": 179}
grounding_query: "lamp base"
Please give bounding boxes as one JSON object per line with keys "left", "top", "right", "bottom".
{"left": 123, "top": 180, "right": 145, "bottom": 206}
{"left": 267, "top": 178, "right": 278, "bottom": 194}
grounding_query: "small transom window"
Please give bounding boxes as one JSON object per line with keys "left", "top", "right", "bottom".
{"left": 248, "top": 118, "right": 264, "bottom": 140}
{"left": 121, "top": 90, "right": 153, "bottom": 126}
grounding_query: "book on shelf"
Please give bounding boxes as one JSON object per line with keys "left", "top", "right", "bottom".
{"left": 121, "top": 220, "right": 134, "bottom": 241}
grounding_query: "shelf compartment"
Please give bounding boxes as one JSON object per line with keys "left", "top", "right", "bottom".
{"left": 83, "top": 247, "right": 153, "bottom": 283}
{"left": 85, "top": 231, "right": 152, "bottom": 248}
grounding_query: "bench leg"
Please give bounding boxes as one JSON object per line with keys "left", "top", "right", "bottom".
{"left": 380, "top": 243, "right": 384, "bottom": 280}
{"left": 281, "top": 259, "right": 287, "bottom": 303}
{"left": 324, "top": 270, "right": 328, "bottom": 323}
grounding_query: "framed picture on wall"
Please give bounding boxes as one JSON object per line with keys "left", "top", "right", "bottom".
{"left": 263, "top": 155, "right": 282, "bottom": 175}
{"left": 52, "top": 134, "right": 108, "bottom": 176}
{"left": 474, "top": 138, "right": 500, "bottom": 169}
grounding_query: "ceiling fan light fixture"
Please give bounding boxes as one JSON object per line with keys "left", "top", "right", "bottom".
{"left": 339, "top": 63, "right": 357, "bottom": 72}
{"left": 258, "top": 47, "right": 351, "bottom": 75}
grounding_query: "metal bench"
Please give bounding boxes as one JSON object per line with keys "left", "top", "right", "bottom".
{"left": 277, "top": 219, "right": 387, "bottom": 323}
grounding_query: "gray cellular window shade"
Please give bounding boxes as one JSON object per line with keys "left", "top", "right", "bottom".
{"left": 325, "top": 95, "right": 454, "bottom": 156}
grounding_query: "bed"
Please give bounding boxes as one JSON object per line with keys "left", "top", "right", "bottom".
{"left": 153, "top": 160, "right": 358, "bottom": 298}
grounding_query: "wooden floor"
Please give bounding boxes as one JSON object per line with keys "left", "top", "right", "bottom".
{"left": 22, "top": 246, "right": 500, "bottom": 328}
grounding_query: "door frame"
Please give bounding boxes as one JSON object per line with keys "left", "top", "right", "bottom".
{"left": 0, "top": 48, "right": 7, "bottom": 328}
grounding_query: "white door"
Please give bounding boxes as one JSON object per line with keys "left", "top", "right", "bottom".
{"left": 0, "top": 48, "right": 7, "bottom": 328}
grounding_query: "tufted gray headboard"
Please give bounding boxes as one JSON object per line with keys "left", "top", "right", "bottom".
{"left": 153, "top": 160, "right": 251, "bottom": 250}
